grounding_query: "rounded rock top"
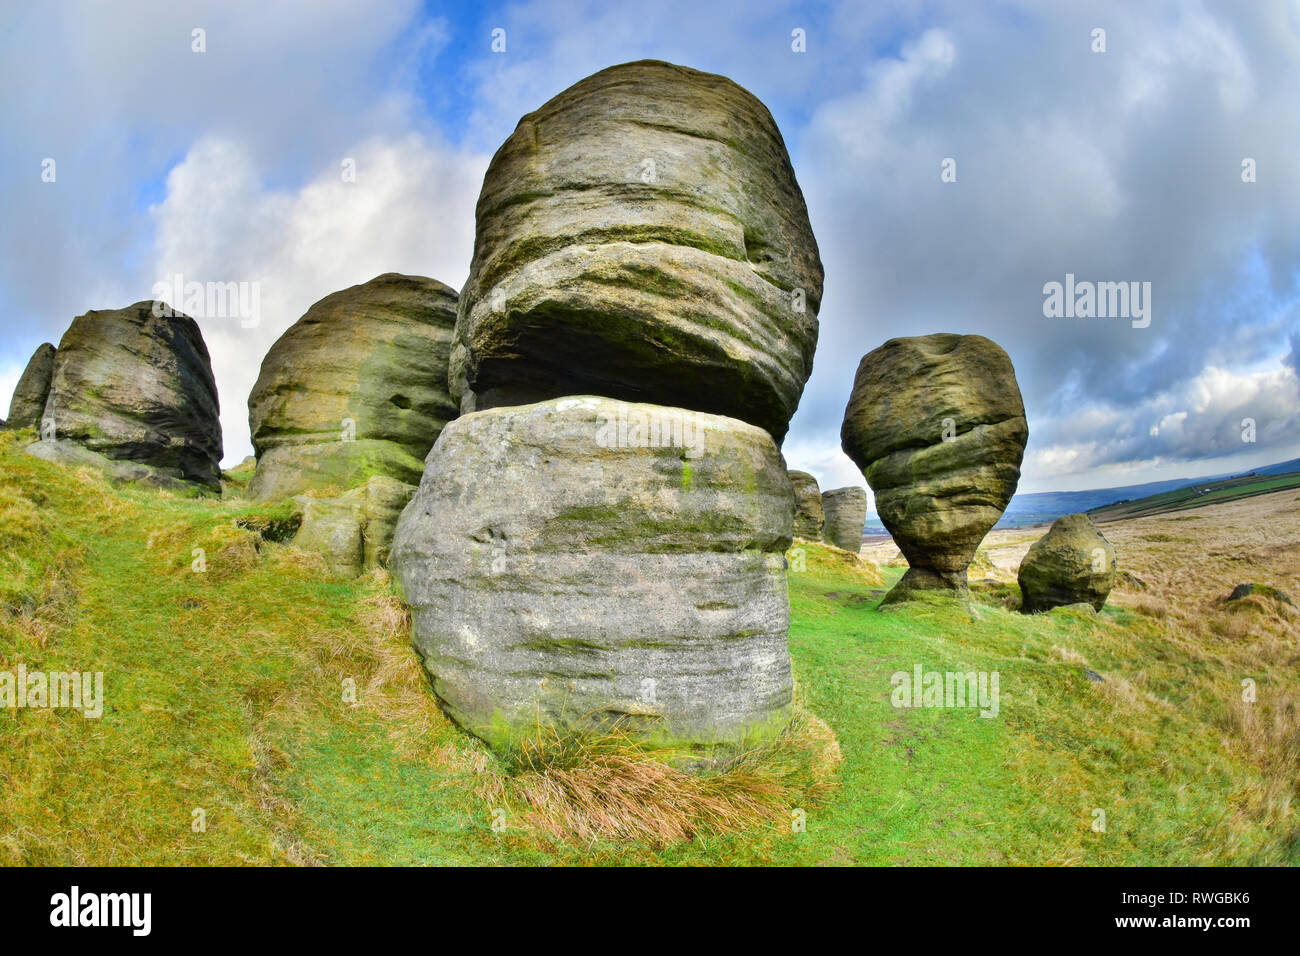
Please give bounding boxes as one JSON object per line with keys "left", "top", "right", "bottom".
{"left": 451, "top": 59, "right": 824, "bottom": 443}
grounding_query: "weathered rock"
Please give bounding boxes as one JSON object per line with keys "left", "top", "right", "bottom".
{"left": 291, "top": 476, "right": 416, "bottom": 577}
{"left": 451, "top": 60, "right": 823, "bottom": 442}
{"left": 42, "top": 302, "right": 222, "bottom": 490}
{"left": 1226, "top": 582, "right": 1296, "bottom": 609}
{"left": 821, "top": 486, "right": 866, "bottom": 553}
{"left": 4, "top": 343, "right": 56, "bottom": 430}
{"left": 788, "top": 470, "right": 824, "bottom": 540}
{"left": 25, "top": 438, "right": 208, "bottom": 494}
{"left": 1018, "top": 513, "right": 1117, "bottom": 613}
{"left": 390, "top": 396, "right": 795, "bottom": 754}
{"left": 1116, "top": 569, "right": 1148, "bottom": 591}
{"left": 841, "top": 333, "right": 1028, "bottom": 604}
{"left": 248, "top": 273, "right": 458, "bottom": 501}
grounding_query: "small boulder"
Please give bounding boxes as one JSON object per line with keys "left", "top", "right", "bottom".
{"left": 821, "top": 486, "right": 866, "bottom": 554}
{"left": 41, "top": 302, "right": 222, "bottom": 490}
{"left": 4, "top": 343, "right": 56, "bottom": 431}
{"left": 292, "top": 476, "right": 415, "bottom": 577}
{"left": 248, "top": 273, "right": 458, "bottom": 501}
{"left": 1018, "top": 513, "right": 1117, "bottom": 613}
{"left": 788, "top": 470, "right": 825, "bottom": 540}
{"left": 1116, "top": 569, "right": 1148, "bottom": 591}
{"left": 1226, "top": 583, "right": 1296, "bottom": 609}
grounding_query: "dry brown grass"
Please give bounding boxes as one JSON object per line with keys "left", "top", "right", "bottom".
{"left": 350, "top": 571, "right": 466, "bottom": 764}
{"left": 476, "top": 711, "right": 841, "bottom": 847}
{"left": 1096, "top": 492, "right": 1300, "bottom": 834}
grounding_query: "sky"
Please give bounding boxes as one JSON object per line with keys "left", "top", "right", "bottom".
{"left": 2, "top": 0, "right": 1298, "bottom": 505}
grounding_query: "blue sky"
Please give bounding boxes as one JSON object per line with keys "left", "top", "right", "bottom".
{"left": 2, "top": 0, "right": 1298, "bottom": 501}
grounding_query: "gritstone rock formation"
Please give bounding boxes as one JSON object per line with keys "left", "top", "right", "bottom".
{"left": 821, "top": 486, "right": 866, "bottom": 553}
{"left": 1018, "top": 513, "right": 1117, "bottom": 613}
{"left": 450, "top": 59, "right": 823, "bottom": 443}
{"left": 788, "top": 470, "right": 824, "bottom": 540}
{"left": 4, "top": 343, "right": 56, "bottom": 431}
{"left": 841, "top": 333, "right": 1027, "bottom": 605}
{"left": 32, "top": 302, "right": 222, "bottom": 490}
{"left": 292, "top": 476, "right": 416, "bottom": 578}
{"left": 390, "top": 396, "right": 795, "bottom": 754}
{"left": 247, "top": 273, "right": 458, "bottom": 501}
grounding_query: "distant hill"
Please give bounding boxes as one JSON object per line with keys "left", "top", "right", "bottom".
{"left": 1253, "top": 457, "right": 1300, "bottom": 476}
{"left": 861, "top": 456, "right": 1300, "bottom": 534}
{"left": 1088, "top": 469, "right": 1300, "bottom": 522}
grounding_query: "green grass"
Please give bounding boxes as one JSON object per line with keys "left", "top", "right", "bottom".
{"left": 0, "top": 429, "right": 1292, "bottom": 865}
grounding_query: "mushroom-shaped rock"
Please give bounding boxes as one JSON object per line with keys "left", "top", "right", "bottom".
{"left": 390, "top": 396, "right": 795, "bottom": 755}
{"left": 788, "top": 470, "right": 825, "bottom": 540}
{"left": 247, "top": 273, "right": 458, "bottom": 501}
{"left": 1017, "top": 513, "right": 1117, "bottom": 613}
{"left": 451, "top": 59, "right": 823, "bottom": 442}
{"left": 821, "top": 486, "right": 866, "bottom": 553}
{"left": 841, "top": 333, "right": 1027, "bottom": 604}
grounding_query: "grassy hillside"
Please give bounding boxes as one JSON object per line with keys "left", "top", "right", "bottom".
{"left": 1, "top": 428, "right": 1296, "bottom": 865}
{"left": 1089, "top": 470, "right": 1300, "bottom": 522}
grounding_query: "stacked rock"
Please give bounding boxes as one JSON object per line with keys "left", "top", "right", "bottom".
{"left": 448, "top": 59, "right": 821, "bottom": 442}
{"left": 393, "top": 60, "right": 823, "bottom": 756}
{"left": 841, "top": 333, "right": 1027, "bottom": 605}
{"left": 788, "top": 470, "right": 825, "bottom": 541}
{"left": 246, "top": 273, "right": 459, "bottom": 574}
{"left": 391, "top": 398, "right": 795, "bottom": 751}
{"left": 25, "top": 302, "right": 223, "bottom": 492}
{"left": 821, "top": 486, "right": 867, "bottom": 553}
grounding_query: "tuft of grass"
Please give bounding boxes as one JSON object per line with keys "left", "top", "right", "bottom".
{"left": 478, "top": 712, "right": 840, "bottom": 847}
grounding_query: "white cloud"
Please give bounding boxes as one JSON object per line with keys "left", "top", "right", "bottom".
{"left": 780, "top": 437, "right": 872, "bottom": 507}
{"left": 808, "top": 28, "right": 956, "bottom": 165}
{"left": 149, "top": 134, "right": 487, "bottom": 464}
{"left": 1026, "top": 356, "right": 1300, "bottom": 479}
{"left": 0, "top": 364, "right": 23, "bottom": 421}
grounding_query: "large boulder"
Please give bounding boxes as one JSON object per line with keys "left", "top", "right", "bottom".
{"left": 451, "top": 59, "right": 823, "bottom": 442}
{"left": 1018, "top": 514, "right": 1117, "bottom": 613}
{"left": 390, "top": 396, "right": 795, "bottom": 755}
{"left": 248, "top": 273, "right": 458, "bottom": 501}
{"left": 788, "top": 470, "right": 824, "bottom": 540}
{"left": 4, "top": 343, "right": 56, "bottom": 430}
{"left": 841, "top": 334, "right": 1027, "bottom": 604}
{"left": 821, "top": 486, "right": 866, "bottom": 553}
{"left": 41, "top": 302, "right": 222, "bottom": 490}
